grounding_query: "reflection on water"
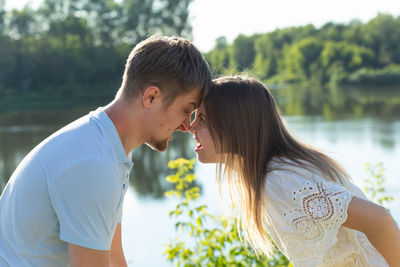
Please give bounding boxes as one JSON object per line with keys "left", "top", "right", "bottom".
{"left": 130, "top": 132, "right": 197, "bottom": 198}
{"left": 275, "top": 84, "right": 400, "bottom": 120}
{"left": 1, "top": 84, "right": 399, "bottom": 196}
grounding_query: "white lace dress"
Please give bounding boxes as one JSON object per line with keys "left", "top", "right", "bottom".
{"left": 263, "top": 159, "right": 388, "bottom": 267}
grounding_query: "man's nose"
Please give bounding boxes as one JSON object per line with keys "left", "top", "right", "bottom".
{"left": 179, "top": 124, "right": 187, "bottom": 132}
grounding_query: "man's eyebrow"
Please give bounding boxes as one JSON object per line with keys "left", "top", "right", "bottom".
{"left": 188, "top": 101, "right": 197, "bottom": 109}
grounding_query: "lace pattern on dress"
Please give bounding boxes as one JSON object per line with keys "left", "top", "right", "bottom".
{"left": 283, "top": 181, "right": 351, "bottom": 241}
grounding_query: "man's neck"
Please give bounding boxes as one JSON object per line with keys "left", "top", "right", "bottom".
{"left": 104, "top": 98, "right": 145, "bottom": 156}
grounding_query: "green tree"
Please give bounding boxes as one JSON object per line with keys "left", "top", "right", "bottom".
{"left": 0, "top": 0, "right": 195, "bottom": 111}
{"left": 363, "top": 14, "right": 400, "bottom": 66}
{"left": 282, "top": 37, "right": 323, "bottom": 81}
{"left": 342, "top": 19, "right": 368, "bottom": 47}
{"left": 8, "top": 7, "right": 37, "bottom": 39}
{"left": 318, "top": 22, "right": 345, "bottom": 42}
{"left": 120, "top": 0, "right": 193, "bottom": 44}
{"left": 231, "top": 34, "right": 257, "bottom": 72}
{"left": 205, "top": 36, "right": 231, "bottom": 75}
{"left": 348, "top": 64, "right": 400, "bottom": 85}
{"left": 205, "top": 14, "right": 400, "bottom": 86}
{"left": 254, "top": 34, "right": 279, "bottom": 79}
{"left": 253, "top": 26, "right": 316, "bottom": 80}
{"left": 320, "top": 41, "right": 375, "bottom": 83}
{"left": 0, "top": 0, "right": 5, "bottom": 34}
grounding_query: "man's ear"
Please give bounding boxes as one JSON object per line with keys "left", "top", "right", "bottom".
{"left": 142, "top": 86, "right": 161, "bottom": 108}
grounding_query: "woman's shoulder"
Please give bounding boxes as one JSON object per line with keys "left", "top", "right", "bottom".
{"left": 264, "top": 157, "right": 346, "bottom": 201}
{"left": 267, "top": 157, "right": 318, "bottom": 184}
{"left": 264, "top": 158, "right": 312, "bottom": 201}
{"left": 266, "top": 157, "right": 366, "bottom": 200}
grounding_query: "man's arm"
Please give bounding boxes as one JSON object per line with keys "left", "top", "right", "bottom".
{"left": 110, "top": 223, "right": 127, "bottom": 267}
{"left": 68, "top": 223, "right": 126, "bottom": 267}
{"left": 343, "top": 196, "right": 400, "bottom": 266}
{"left": 68, "top": 244, "right": 110, "bottom": 267}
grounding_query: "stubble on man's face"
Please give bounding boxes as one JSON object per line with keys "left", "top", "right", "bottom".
{"left": 146, "top": 138, "right": 168, "bottom": 152}
{"left": 146, "top": 123, "right": 181, "bottom": 152}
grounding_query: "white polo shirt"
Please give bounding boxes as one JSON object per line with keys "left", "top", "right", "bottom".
{"left": 0, "top": 108, "right": 133, "bottom": 266}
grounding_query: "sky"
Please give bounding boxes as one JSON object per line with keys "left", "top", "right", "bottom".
{"left": 5, "top": 0, "right": 400, "bottom": 52}
{"left": 189, "top": 0, "right": 400, "bottom": 51}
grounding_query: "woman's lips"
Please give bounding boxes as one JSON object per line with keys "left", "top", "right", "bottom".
{"left": 193, "top": 136, "right": 203, "bottom": 152}
{"left": 195, "top": 144, "right": 203, "bottom": 152}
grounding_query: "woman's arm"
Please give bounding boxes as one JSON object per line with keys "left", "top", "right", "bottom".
{"left": 343, "top": 196, "right": 400, "bottom": 266}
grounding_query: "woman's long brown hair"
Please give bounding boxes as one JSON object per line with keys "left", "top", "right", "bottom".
{"left": 204, "top": 76, "right": 350, "bottom": 256}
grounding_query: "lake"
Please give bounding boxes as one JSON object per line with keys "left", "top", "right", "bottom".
{"left": 0, "top": 85, "right": 399, "bottom": 266}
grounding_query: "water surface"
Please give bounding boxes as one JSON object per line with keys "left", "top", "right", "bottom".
{"left": 0, "top": 85, "right": 399, "bottom": 266}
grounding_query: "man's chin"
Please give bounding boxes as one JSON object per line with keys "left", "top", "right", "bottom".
{"left": 145, "top": 140, "right": 169, "bottom": 152}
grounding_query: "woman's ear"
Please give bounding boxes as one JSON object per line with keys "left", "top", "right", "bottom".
{"left": 142, "top": 86, "right": 161, "bottom": 108}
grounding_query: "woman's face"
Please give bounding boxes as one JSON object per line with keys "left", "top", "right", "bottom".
{"left": 189, "top": 103, "right": 217, "bottom": 163}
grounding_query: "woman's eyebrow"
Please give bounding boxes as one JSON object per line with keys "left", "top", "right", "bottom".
{"left": 198, "top": 113, "right": 205, "bottom": 120}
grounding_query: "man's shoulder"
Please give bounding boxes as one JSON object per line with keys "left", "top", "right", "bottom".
{"left": 44, "top": 112, "right": 105, "bottom": 150}
{"left": 37, "top": 111, "right": 117, "bottom": 172}
{"left": 50, "top": 112, "right": 101, "bottom": 142}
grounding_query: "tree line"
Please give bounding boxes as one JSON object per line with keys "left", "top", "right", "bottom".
{"left": 0, "top": 0, "right": 399, "bottom": 111}
{"left": 0, "top": 0, "right": 193, "bottom": 111}
{"left": 205, "top": 14, "right": 400, "bottom": 86}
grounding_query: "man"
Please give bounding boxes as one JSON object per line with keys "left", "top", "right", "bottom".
{"left": 0, "top": 35, "right": 211, "bottom": 267}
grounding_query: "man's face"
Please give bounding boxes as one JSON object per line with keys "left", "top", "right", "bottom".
{"left": 145, "top": 89, "right": 201, "bottom": 151}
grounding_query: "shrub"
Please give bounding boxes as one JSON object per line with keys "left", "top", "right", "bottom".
{"left": 163, "top": 158, "right": 290, "bottom": 267}
{"left": 347, "top": 64, "right": 400, "bottom": 85}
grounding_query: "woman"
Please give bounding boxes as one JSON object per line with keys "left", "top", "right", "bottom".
{"left": 189, "top": 76, "right": 400, "bottom": 266}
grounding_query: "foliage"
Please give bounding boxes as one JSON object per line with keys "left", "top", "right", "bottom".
{"left": 0, "top": 0, "right": 194, "bottom": 111}
{"left": 231, "top": 34, "right": 257, "bottom": 72}
{"left": 205, "top": 13, "right": 400, "bottom": 86}
{"left": 1, "top": 6, "right": 400, "bottom": 111}
{"left": 363, "top": 162, "right": 395, "bottom": 207}
{"left": 347, "top": 64, "right": 400, "bottom": 85}
{"left": 163, "top": 158, "right": 291, "bottom": 267}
